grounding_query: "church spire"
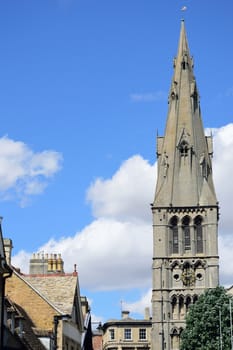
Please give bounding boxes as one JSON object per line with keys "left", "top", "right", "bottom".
{"left": 151, "top": 22, "right": 219, "bottom": 350}
{"left": 154, "top": 20, "right": 217, "bottom": 208}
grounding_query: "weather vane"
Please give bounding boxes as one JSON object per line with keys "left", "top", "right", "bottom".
{"left": 181, "top": 5, "right": 187, "bottom": 20}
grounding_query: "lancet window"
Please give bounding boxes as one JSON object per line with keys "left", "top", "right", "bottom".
{"left": 171, "top": 328, "right": 180, "bottom": 349}
{"left": 171, "top": 296, "right": 178, "bottom": 320}
{"left": 171, "top": 294, "right": 194, "bottom": 321}
{"left": 186, "top": 296, "right": 192, "bottom": 311}
{"left": 170, "top": 216, "right": 179, "bottom": 254}
{"left": 179, "top": 296, "right": 185, "bottom": 320}
{"left": 182, "top": 216, "right": 191, "bottom": 251}
{"left": 194, "top": 216, "right": 203, "bottom": 253}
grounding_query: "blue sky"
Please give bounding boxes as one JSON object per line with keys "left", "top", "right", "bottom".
{"left": 1, "top": 0, "right": 233, "bottom": 323}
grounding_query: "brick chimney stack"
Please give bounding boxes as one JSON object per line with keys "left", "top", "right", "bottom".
{"left": 48, "top": 253, "right": 64, "bottom": 273}
{"left": 121, "top": 310, "right": 130, "bottom": 319}
{"left": 144, "top": 307, "right": 150, "bottom": 320}
{"left": 4, "top": 238, "right": 13, "bottom": 265}
{"left": 30, "top": 252, "right": 64, "bottom": 275}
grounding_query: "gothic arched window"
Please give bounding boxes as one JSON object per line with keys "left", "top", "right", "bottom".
{"left": 171, "top": 328, "right": 180, "bottom": 349}
{"left": 179, "top": 296, "right": 185, "bottom": 320}
{"left": 194, "top": 216, "right": 203, "bottom": 253}
{"left": 171, "top": 296, "right": 178, "bottom": 320}
{"left": 182, "top": 216, "right": 191, "bottom": 251}
{"left": 170, "top": 216, "right": 179, "bottom": 254}
{"left": 185, "top": 296, "right": 192, "bottom": 311}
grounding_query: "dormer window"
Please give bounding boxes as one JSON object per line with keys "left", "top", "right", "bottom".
{"left": 200, "top": 154, "right": 210, "bottom": 179}
{"left": 182, "top": 53, "right": 188, "bottom": 70}
{"left": 177, "top": 128, "right": 190, "bottom": 158}
{"left": 179, "top": 140, "right": 189, "bottom": 156}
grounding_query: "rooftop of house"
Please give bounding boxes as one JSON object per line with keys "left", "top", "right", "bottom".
{"left": 102, "top": 309, "right": 152, "bottom": 329}
{"left": 15, "top": 268, "right": 78, "bottom": 315}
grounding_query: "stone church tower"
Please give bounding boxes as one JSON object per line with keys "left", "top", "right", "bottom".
{"left": 151, "top": 21, "right": 219, "bottom": 350}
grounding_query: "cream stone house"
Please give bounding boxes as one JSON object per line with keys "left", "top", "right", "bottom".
{"left": 4, "top": 247, "right": 90, "bottom": 350}
{"left": 102, "top": 310, "right": 151, "bottom": 350}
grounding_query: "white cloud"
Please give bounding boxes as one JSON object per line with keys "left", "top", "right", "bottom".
{"left": 87, "top": 155, "right": 156, "bottom": 223}
{"left": 219, "top": 235, "right": 233, "bottom": 287}
{"left": 29, "top": 151, "right": 62, "bottom": 177}
{"left": 11, "top": 123, "right": 233, "bottom": 315}
{"left": 0, "top": 136, "right": 62, "bottom": 204}
{"left": 209, "top": 123, "right": 233, "bottom": 285}
{"left": 24, "top": 180, "right": 47, "bottom": 195}
{"left": 212, "top": 124, "right": 233, "bottom": 235}
{"left": 123, "top": 289, "right": 152, "bottom": 316}
{"left": 130, "top": 91, "right": 166, "bottom": 103}
{"left": 12, "top": 155, "right": 155, "bottom": 291}
{"left": 14, "top": 218, "right": 152, "bottom": 291}
{"left": 11, "top": 250, "right": 31, "bottom": 273}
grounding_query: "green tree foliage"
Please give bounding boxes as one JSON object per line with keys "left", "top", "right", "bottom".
{"left": 180, "top": 286, "right": 233, "bottom": 350}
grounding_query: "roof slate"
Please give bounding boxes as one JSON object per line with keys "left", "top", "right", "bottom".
{"left": 23, "top": 274, "right": 77, "bottom": 314}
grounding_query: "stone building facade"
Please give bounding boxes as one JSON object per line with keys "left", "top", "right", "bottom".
{"left": 151, "top": 21, "right": 219, "bottom": 350}
{"left": 102, "top": 310, "right": 151, "bottom": 350}
{"left": 5, "top": 249, "right": 87, "bottom": 350}
{"left": 0, "top": 227, "right": 12, "bottom": 348}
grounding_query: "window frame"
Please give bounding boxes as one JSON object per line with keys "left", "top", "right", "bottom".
{"left": 109, "top": 328, "right": 115, "bottom": 340}
{"left": 139, "top": 328, "right": 147, "bottom": 340}
{"left": 124, "top": 328, "right": 132, "bottom": 340}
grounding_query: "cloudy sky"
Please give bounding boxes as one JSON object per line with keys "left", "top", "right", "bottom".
{"left": 0, "top": 0, "right": 233, "bottom": 323}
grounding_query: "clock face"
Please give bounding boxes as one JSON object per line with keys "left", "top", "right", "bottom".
{"left": 181, "top": 269, "right": 196, "bottom": 286}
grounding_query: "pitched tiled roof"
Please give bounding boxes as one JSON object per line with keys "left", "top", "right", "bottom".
{"left": 22, "top": 274, "right": 78, "bottom": 314}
